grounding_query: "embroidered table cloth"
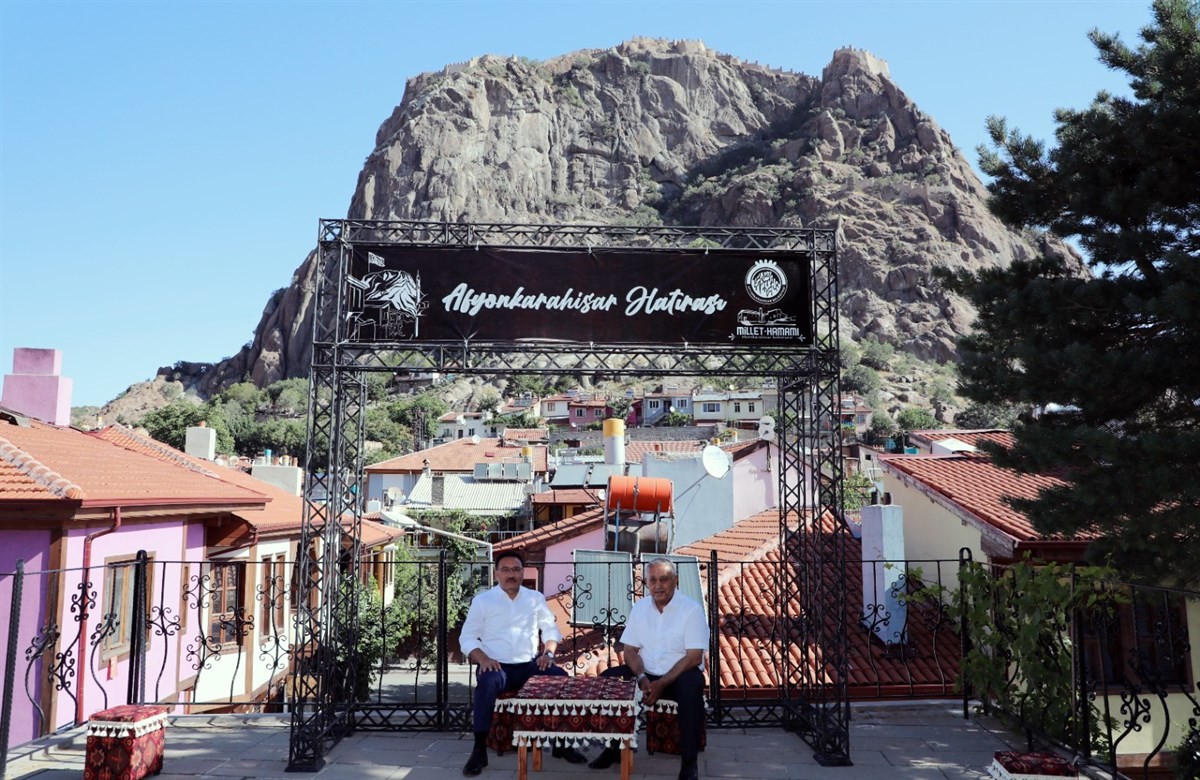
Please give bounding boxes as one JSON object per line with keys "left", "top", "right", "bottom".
{"left": 494, "top": 675, "right": 640, "bottom": 749}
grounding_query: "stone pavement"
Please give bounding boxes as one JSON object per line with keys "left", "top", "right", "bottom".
{"left": 4, "top": 701, "right": 1030, "bottom": 780}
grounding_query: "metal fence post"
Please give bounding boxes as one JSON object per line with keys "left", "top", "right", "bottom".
{"left": 127, "top": 551, "right": 148, "bottom": 704}
{"left": 436, "top": 550, "right": 448, "bottom": 730}
{"left": 958, "top": 547, "right": 972, "bottom": 720}
{"left": 1069, "top": 563, "right": 1092, "bottom": 760}
{"left": 707, "top": 550, "right": 720, "bottom": 726}
{"left": 1, "top": 560, "right": 25, "bottom": 776}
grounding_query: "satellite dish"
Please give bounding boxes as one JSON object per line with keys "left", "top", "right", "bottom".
{"left": 470, "top": 435, "right": 481, "bottom": 445}
{"left": 701, "top": 445, "right": 730, "bottom": 479}
{"left": 758, "top": 415, "right": 777, "bottom": 442}
{"left": 385, "top": 486, "right": 402, "bottom": 504}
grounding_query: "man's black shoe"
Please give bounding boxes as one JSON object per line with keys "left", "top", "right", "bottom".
{"left": 588, "top": 746, "right": 620, "bottom": 769}
{"left": 462, "top": 746, "right": 488, "bottom": 776}
{"left": 677, "top": 758, "right": 699, "bottom": 780}
{"left": 553, "top": 745, "right": 588, "bottom": 764}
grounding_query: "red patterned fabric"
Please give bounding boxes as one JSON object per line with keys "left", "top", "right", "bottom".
{"left": 487, "top": 692, "right": 518, "bottom": 754}
{"left": 645, "top": 702, "right": 707, "bottom": 756}
{"left": 993, "top": 751, "right": 1078, "bottom": 777}
{"left": 494, "top": 676, "right": 638, "bottom": 748}
{"left": 84, "top": 705, "right": 168, "bottom": 780}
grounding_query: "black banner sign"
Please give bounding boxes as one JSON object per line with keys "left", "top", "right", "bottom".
{"left": 343, "top": 247, "right": 811, "bottom": 346}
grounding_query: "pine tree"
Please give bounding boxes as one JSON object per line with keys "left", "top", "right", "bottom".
{"left": 941, "top": 0, "right": 1200, "bottom": 583}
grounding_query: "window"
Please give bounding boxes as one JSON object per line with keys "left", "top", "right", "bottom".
{"left": 594, "top": 409, "right": 603, "bottom": 417}
{"left": 733, "top": 402, "right": 742, "bottom": 414}
{"left": 648, "top": 400, "right": 661, "bottom": 410}
{"left": 101, "top": 555, "right": 155, "bottom": 659}
{"left": 1082, "top": 590, "right": 1192, "bottom": 687}
{"left": 262, "top": 555, "right": 286, "bottom": 632}
{"left": 575, "top": 408, "right": 585, "bottom": 418}
{"left": 546, "top": 402, "right": 558, "bottom": 412}
{"left": 676, "top": 399, "right": 688, "bottom": 409}
{"left": 702, "top": 402, "right": 720, "bottom": 413}
{"left": 748, "top": 402, "right": 756, "bottom": 413}
{"left": 208, "top": 561, "right": 245, "bottom": 645}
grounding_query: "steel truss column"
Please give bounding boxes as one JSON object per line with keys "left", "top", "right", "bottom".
{"left": 290, "top": 234, "right": 370, "bottom": 771}
{"left": 778, "top": 233, "right": 850, "bottom": 765}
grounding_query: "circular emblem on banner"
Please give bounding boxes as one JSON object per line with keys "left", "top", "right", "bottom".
{"left": 745, "top": 259, "right": 788, "bottom": 305}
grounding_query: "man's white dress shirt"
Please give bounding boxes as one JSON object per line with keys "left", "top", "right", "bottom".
{"left": 459, "top": 585, "right": 563, "bottom": 664}
{"left": 619, "top": 591, "right": 708, "bottom": 676}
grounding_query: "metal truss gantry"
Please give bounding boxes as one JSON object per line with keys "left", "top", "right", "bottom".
{"left": 287, "top": 219, "right": 850, "bottom": 770}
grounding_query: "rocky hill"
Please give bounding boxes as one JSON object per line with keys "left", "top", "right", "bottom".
{"left": 135, "top": 38, "right": 1081, "bottom": 415}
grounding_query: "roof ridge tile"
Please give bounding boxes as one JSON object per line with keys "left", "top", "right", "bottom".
{"left": 96, "top": 424, "right": 221, "bottom": 479}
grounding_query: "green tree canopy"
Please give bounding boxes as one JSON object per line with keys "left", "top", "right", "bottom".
{"left": 895, "top": 407, "right": 937, "bottom": 433}
{"left": 941, "top": 0, "right": 1200, "bottom": 583}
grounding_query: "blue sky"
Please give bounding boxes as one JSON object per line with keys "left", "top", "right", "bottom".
{"left": 0, "top": 0, "right": 1151, "bottom": 407}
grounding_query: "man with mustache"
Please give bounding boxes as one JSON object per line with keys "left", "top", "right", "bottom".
{"left": 589, "top": 557, "right": 707, "bottom": 780}
{"left": 459, "top": 551, "right": 587, "bottom": 775}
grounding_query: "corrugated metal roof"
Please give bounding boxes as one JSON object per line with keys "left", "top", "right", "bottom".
{"left": 405, "top": 473, "right": 528, "bottom": 514}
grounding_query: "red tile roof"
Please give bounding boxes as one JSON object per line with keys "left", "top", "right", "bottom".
{"left": 625, "top": 440, "right": 706, "bottom": 463}
{"left": 94, "top": 425, "right": 404, "bottom": 546}
{"left": 495, "top": 507, "right": 606, "bottom": 554}
{"left": 529, "top": 488, "right": 602, "bottom": 506}
{"left": 0, "top": 420, "right": 266, "bottom": 507}
{"left": 501, "top": 428, "right": 549, "bottom": 442}
{"left": 909, "top": 429, "right": 1014, "bottom": 451}
{"left": 880, "top": 452, "right": 1087, "bottom": 542}
{"left": 365, "top": 437, "right": 548, "bottom": 473}
{"left": 545, "top": 510, "right": 960, "bottom": 699}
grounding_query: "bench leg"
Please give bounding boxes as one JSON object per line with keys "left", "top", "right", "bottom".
{"left": 518, "top": 744, "right": 528, "bottom": 780}
{"left": 620, "top": 744, "right": 632, "bottom": 780}
{"left": 533, "top": 746, "right": 542, "bottom": 771}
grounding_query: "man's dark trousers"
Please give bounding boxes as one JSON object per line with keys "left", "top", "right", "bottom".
{"left": 600, "top": 665, "right": 704, "bottom": 762}
{"left": 473, "top": 660, "right": 568, "bottom": 731}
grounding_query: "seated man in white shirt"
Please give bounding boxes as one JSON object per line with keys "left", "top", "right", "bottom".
{"left": 459, "top": 551, "right": 587, "bottom": 776}
{"left": 588, "top": 557, "right": 707, "bottom": 780}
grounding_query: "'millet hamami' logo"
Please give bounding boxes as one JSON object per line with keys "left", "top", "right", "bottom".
{"left": 745, "top": 259, "right": 788, "bottom": 305}
{"left": 736, "top": 259, "right": 800, "bottom": 341}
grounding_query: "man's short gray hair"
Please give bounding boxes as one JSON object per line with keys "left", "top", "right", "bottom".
{"left": 646, "top": 557, "right": 677, "bottom": 577}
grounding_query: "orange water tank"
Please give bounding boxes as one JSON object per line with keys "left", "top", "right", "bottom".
{"left": 607, "top": 475, "right": 673, "bottom": 514}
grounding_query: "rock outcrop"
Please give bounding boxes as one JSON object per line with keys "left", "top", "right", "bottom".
{"left": 159, "top": 39, "right": 1081, "bottom": 402}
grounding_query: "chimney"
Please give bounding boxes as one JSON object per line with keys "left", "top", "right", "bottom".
{"left": 1, "top": 348, "right": 72, "bottom": 426}
{"left": 185, "top": 422, "right": 217, "bottom": 460}
{"left": 432, "top": 474, "right": 445, "bottom": 505}
{"left": 603, "top": 418, "right": 626, "bottom": 467}
{"left": 251, "top": 461, "right": 305, "bottom": 496}
{"left": 860, "top": 500, "right": 907, "bottom": 646}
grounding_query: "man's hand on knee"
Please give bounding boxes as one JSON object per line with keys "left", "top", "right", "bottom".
{"left": 472, "top": 651, "right": 501, "bottom": 673}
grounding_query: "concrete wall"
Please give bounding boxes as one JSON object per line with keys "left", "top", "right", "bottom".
{"left": 641, "top": 454, "right": 733, "bottom": 550}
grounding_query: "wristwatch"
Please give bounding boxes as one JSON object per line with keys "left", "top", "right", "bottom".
{"left": 544, "top": 651, "right": 555, "bottom": 659}
{"left": 636, "top": 672, "right": 648, "bottom": 683}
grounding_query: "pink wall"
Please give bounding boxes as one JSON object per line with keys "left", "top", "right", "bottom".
{"left": 732, "top": 446, "right": 776, "bottom": 522}
{"left": 542, "top": 528, "right": 606, "bottom": 598}
{"left": 54, "top": 521, "right": 193, "bottom": 733}
{"left": 0, "top": 531, "right": 51, "bottom": 749}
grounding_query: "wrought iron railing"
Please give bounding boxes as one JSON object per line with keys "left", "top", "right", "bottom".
{"left": 955, "top": 551, "right": 1200, "bottom": 780}
{"left": 5, "top": 548, "right": 1194, "bottom": 777}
